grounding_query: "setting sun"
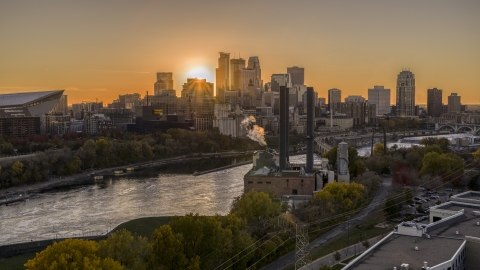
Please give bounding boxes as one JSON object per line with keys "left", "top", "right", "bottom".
{"left": 186, "top": 66, "right": 213, "bottom": 82}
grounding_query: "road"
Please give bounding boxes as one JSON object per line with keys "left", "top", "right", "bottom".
{"left": 262, "top": 177, "right": 392, "bottom": 270}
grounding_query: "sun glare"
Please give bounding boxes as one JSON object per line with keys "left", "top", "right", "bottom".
{"left": 186, "top": 66, "right": 213, "bottom": 82}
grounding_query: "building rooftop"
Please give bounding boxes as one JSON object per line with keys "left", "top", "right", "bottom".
{"left": 0, "top": 90, "right": 64, "bottom": 107}
{"left": 352, "top": 233, "right": 463, "bottom": 270}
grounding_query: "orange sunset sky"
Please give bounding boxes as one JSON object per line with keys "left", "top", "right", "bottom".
{"left": 1, "top": 0, "right": 479, "bottom": 105}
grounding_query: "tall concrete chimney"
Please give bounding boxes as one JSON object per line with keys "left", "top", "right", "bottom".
{"left": 306, "top": 87, "right": 314, "bottom": 174}
{"left": 279, "top": 86, "right": 287, "bottom": 171}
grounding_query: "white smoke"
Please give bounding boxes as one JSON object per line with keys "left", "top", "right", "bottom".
{"left": 241, "top": 116, "right": 267, "bottom": 146}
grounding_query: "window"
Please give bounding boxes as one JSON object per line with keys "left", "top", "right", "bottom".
{"left": 257, "top": 181, "right": 263, "bottom": 184}
{"left": 248, "top": 181, "right": 253, "bottom": 184}
{"left": 292, "top": 189, "right": 298, "bottom": 195}
{"left": 266, "top": 182, "right": 271, "bottom": 184}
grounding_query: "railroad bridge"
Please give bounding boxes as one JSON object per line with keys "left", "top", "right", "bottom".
{"left": 435, "top": 123, "right": 480, "bottom": 134}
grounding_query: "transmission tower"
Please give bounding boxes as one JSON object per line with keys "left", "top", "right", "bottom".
{"left": 277, "top": 213, "right": 312, "bottom": 269}
{"left": 295, "top": 222, "right": 312, "bottom": 270}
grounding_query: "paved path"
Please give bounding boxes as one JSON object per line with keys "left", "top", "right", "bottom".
{"left": 262, "top": 176, "right": 392, "bottom": 270}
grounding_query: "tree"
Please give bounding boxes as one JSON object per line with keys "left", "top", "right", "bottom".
{"left": 373, "top": 143, "right": 390, "bottom": 155}
{"left": 350, "top": 159, "right": 366, "bottom": 178}
{"left": 314, "top": 182, "right": 365, "bottom": 212}
{"left": 333, "top": 251, "right": 341, "bottom": 261}
{"left": 362, "top": 240, "right": 370, "bottom": 249}
{"left": 473, "top": 148, "right": 480, "bottom": 162}
{"left": 420, "top": 137, "right": 450, "bottom": 152}
{"left": 468, "top": 174, "right": 480, "bottom": 191}
{"left": 420, "top": 152, "right": 464, "bottom": 185}
{"left": 98, "top": 229, "right": 149, "bottom": 270}
{"left": 24, "top": 239, "right": 123, "bottom": 270}
{"left": 319, "top": 265, "right": 332, "bottom": 270}
{"left": 168, "top": 214, "right": 230, "bottom": 269}
{"left": 384, "top": 196, "right": 400, "bottom": 217}
{"left": 230, "top": 190, "right": 283, "bottom": 223}
{"left": 404, "top": 188, "right": 413, "bottom": 203}
{"left": 150, "top": 225, "right": 190, "bottom": 269}
{"left": 79, "top": 139, "right": 96, "bottom": 169}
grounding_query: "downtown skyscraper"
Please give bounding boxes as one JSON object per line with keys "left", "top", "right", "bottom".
{"left": 396, "top": 70, "right": 416, "bottom": 117}
{"left": 368, "top": 86, "right": 391, "bottom": 115}
{"left": 215, "top": 52, "right": 230, "bottom": 103}
{"left": 287, "top": 66, "right": 304, "bottom": 86}
{"left": 427, "top": 88, "right": 443, "bottom": 118}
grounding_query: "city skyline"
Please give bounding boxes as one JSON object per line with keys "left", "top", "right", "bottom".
{"left": 1, "top": 0, "right": 479, "bottom": 104}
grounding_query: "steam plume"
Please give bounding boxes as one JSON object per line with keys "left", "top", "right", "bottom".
{"left": 241, "top": 116, "right": 267, "bottom": 146}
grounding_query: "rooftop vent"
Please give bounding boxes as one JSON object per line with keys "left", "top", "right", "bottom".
{"left": 422, "top": 261, "right": 428, "bottom": 270}
{"left": 401, "top": 263, "right": 409, "bottom": 270}
{"left": 415, "top": 246, "right": 418, "bottom": 251}
{"left": 473, "top": 211, "right": 480, "bottom": 216}
{"left": 477, "top": 222, "right": 479, "bottom": 226}
{"left": 456, "top": 231, "right": 459, "bottom": 235}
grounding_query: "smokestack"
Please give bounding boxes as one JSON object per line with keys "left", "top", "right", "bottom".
{"left": 279, "top": 86, "right": 287, "bottom": 171}
{"left": 306, "top": 87, "right": 314, "bottom": 174}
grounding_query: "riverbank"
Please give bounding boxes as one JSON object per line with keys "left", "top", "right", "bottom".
{"left": 0, "top": 151, "right": 255, "bottom": 205}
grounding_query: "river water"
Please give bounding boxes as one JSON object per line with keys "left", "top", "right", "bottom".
{"left": 356, "top": 133, "right": 480, "bottom": 156}
{"left": 0, "top": 154, "right": 320, "bottom": 245}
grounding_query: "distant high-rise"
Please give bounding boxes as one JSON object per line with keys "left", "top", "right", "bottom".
{"left": 247, "top": 56, "right": 262, "bottom": 87}
{"left": 368, "top": 86, "right": 391, "bottom": 115}
{"left": 181, "top": 78, "right": 215, "bottom": 118}
{"left": 328, "top": 88, "right": 341, "bottom": 113}
{"left": 154, "top": 72, "right": 174, "bottom": 96}
{"left": 396, "top": 70, "right": 416, "bottom": 117}
{"left": 345, "top": 95, "right": 365, "bottom": 103}
{"left": 216, "top": 52, "right": 230, "bottom": 103}
{"left": 427, "top": 88, "right": 443, "bottom": 118}
{"left": 230, "top": 58, "right": 246, "bottom": 90}
{"left": 287, "top": 66, "right": 304, "bottom": 86}
{"left": 271, "top": 74, "right": 292, "bottom": 92}
{"left": 448, "top": 93, "right": 461, "bottom": 113}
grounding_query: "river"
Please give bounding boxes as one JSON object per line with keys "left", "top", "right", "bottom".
{"left": 356, "top": 133, "right": 480, "bottom": 156}
{"left": 0, "top": 154, "right": 321, "bottom": 245}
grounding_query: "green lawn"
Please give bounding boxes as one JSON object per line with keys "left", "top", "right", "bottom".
{"left": 0, "top": 216, "right": 172, "bottom": 270}
{"left": 0, "top": 252, "right": 36, "bottom": 270}
{"left": 111, "top": 216, "right": 172, "bottom": 239}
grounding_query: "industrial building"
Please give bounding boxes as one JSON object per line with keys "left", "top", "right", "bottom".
{"left": 343, "top": 191, "right": 480, "bottom": 270}
{"left": 244, "top": 87, "right": 345, "bottom": 197}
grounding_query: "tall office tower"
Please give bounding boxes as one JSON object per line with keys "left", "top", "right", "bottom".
{"left": 327, "top": 88, "right": 342, "bottom": 113}
{"left": 448, "top": 93, "right": 461, "bottom": 113}
{"left": 216, "top": 52, "right": 230, "bottom": 103}
{"left": 247, "top": 56, "right": 262, "bottom": 86}
{"left": 287, "top": 66, "right": 304, "bottom": 86}
{"left": 427, "top": 88, "right": 443, "bottom": 118}
{"left": 270, "top": 74, "right": 292, "bottom": 92}
{"left": 230, "top": 58, "right": 246, "bottom": 90}
{"left": 396, "top": 70, "right": 416, "bottom": 117}
{"left": 154, "top": 72, "right": 174, "bottom": 96}
{"left": 241, "top": 69, "right": 256, "bottom": 107}
{"left": 368, "top": 85, "right": 391, "bottom": 115}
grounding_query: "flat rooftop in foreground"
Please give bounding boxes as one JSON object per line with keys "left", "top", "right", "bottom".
{"left": 352, "top": 234, "right": 463, "bottom": 270}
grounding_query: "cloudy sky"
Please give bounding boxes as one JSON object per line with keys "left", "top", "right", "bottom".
{"left": 1, "top": 0, "right": 479, "bottom": 104}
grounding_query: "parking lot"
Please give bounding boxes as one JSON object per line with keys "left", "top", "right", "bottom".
{"left": 397, "top": 186, "right": 463, "bottom": 224}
